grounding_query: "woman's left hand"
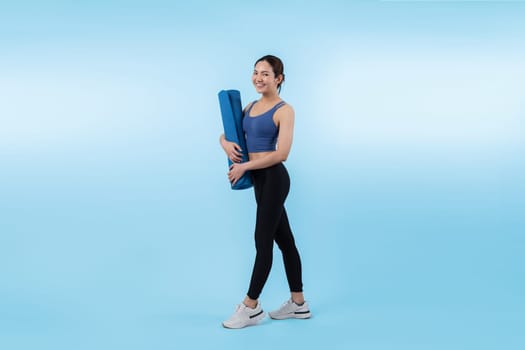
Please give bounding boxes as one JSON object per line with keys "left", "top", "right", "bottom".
{"left": 228, "top": 162, "right": 247, "bottom": 185}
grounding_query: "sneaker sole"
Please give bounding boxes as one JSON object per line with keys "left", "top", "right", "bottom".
{"left": 269, "top": 311, "right": 311, "bottom": 320}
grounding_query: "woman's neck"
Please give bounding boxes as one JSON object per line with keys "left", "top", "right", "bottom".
{"left": 259, "top": 92, "right": 281, "bottom": 104}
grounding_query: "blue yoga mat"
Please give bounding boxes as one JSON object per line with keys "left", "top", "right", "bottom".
{"left": 218, "top": 89, "right": 253, "bottom": 190}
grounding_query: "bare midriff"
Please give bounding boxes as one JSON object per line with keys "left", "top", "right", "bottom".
{"left": 249, "top": 151, "right": 273, "bottom": 161}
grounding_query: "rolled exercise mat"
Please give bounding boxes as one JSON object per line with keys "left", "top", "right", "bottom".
{"left": 218, "top": 89, "right": 253, "bottom": 190}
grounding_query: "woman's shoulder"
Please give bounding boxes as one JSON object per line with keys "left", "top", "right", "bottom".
{"left": 276, "top": 101, "right": 294, "bottom": 116}
{"left": 274, "top": 102, "right": 294, "bottom": 127}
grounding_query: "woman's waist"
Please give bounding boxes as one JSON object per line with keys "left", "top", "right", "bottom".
{"left": 249, "top": 152, "right": 285, "bottom": 173}
{"left": 248, "top": 151, "right": 274, "bottom": 161}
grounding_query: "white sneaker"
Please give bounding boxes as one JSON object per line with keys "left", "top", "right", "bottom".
{"left": 222, "top": 303, "right": 266, "bottom": 329}
{"left": 269, "top": 299, "right": 311, "bottom": 320}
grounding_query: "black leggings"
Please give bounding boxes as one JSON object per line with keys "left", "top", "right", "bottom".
{"left": 247, "top": 163, "right": 303, "bottom": 300}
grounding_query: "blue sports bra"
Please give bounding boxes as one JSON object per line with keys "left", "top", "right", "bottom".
{"left": 243, "top": 101, "right": 286, "bottom": 153}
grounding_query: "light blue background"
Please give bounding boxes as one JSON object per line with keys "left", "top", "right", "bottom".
{"left": 1, "top": 1, "right": 524, "bottom": 349}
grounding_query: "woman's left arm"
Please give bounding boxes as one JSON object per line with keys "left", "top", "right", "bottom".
{"left": 228, "top": 105, "right": 294, "bottom": 185}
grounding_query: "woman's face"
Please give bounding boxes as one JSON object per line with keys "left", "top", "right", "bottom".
{"left": 252, "top": 60, "right": 281, "bottom": 94}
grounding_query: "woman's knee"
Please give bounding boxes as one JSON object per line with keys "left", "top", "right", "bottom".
{"left": 254, "top": 233, "right": 274, "bottom": 252}
{"left": 275, "top": 235, "right": 296, "bottom": 252}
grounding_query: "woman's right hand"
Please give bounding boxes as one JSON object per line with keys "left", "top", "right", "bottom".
{"left": 221, "top": 137, "right": 243, "bottom": 163}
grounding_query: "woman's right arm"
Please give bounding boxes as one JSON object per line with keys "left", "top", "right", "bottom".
{"left": 219, "top": 133, "right": 243, "bottom": 163}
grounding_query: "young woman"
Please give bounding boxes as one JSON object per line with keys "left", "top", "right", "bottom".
{"left": 219, "top": 55, "right": 311, "bottom": 329}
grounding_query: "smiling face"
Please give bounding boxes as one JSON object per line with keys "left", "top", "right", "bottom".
{"left": 252, "top": 60, "right": 283, "bottom": 95}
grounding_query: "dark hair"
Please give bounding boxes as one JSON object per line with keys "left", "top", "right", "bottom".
{"left": 255, "top": 55, "right": 285, "bottom": 93}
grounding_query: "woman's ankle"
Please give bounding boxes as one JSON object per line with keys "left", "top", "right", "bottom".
{"left": 243, "top": 296, "right": 258, "bottom": 309}
{"left": 291, "top": 292, "right": 305, "bottom": 305}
